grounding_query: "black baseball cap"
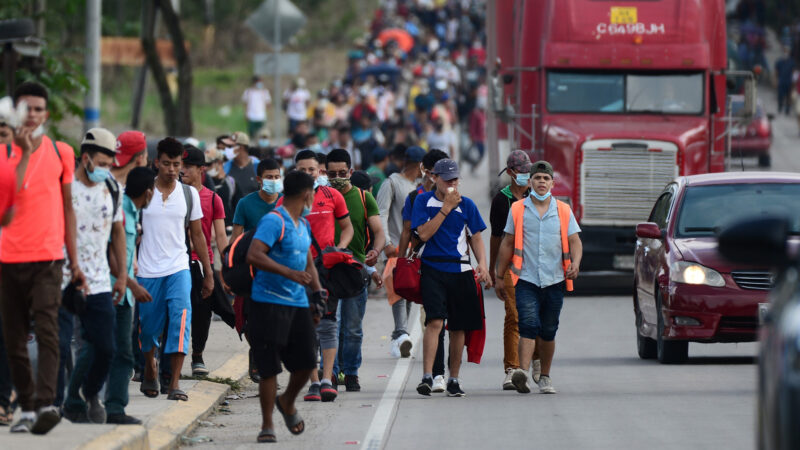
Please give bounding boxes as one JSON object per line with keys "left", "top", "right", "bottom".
{"left": 182, "top": 145, "right": 206, "bottom": 167}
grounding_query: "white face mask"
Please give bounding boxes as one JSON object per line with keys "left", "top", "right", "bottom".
{"left": 207, "top": 167, "right": 219, "bottom": 177}
{"left": 224, "top": 146, "right": 236, "bottom": 160}
{"left": 31, "top": 124, "right": 45, "bottom": 139}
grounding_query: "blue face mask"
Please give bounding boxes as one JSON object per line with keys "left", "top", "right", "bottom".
{"left": 314, "top": 175, "right": 329, "bottom": 188}
{"left": 531, "top": 190, "right": 552, "bottom": 201}
{"left": 258, "top": 139, "right": 270, "bottom": 148}
{"left": 514, "top": 173, "right": 530, "bottom": 187}
{"left": 302, "top": 205, "right": 312, "bottom": 217}
{"left": 262, "top": 179, "right": 283, "bottom": 195}
{"left": 85, "top": 161, "right": 110, "bottom": 184}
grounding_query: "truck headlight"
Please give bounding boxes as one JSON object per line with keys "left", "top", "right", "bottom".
{"left": 670, "top": 262, "right": 725, "bottom": 287}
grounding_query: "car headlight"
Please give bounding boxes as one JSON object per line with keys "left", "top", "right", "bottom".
{"left": 670, "top": 262, "right": 725, "bottom": 287}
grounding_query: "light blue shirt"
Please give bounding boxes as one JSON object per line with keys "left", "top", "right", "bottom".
{"left": 110, "top": 195, "right": 139, "bottom": 307}
{"left": 504, "top": 197, "right": 580, "bottom": 288}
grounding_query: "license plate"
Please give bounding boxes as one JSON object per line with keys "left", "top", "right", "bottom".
{"left": 613, "top": 254, "right": 635, "bottom": 270}
{"left": 610, "top": 7, "right": 638, "bottom": 24}
{"left": 758, "top": 303, "right": 770, "bottom": 325}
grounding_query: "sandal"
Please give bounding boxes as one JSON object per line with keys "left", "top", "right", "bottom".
{"left": 140, "top": 378, "right": 159, "bottom": 398}
{"left": 167, "top": 389, "right": 188, "bottom": 401}
{"left": 0, "top": 406, "right": 12, "bottom": 426}
{"left": 274, "top": 395, "right": 304, "bottom": 435}
{"left": 257, "top": 428, "right": 277, "bottom": 443}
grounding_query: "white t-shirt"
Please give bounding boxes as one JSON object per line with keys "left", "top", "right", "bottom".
{"left": 242, "top": 87, "right": 271, "bottom": 121}
{"left": 62, "top": 179, "right": 123, "bottom": 294}
{"left": 286, "top": 88, "right": 311, "bottom": 120}
{"left": 138, "top": 182, "right": 203, "bottom": 278}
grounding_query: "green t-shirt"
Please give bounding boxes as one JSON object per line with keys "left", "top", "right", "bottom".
{"left": 335, "top": 186, "right": 379, "bottom": 263}
{"left": 367, "top": 165, "right": 387, "bottom": 196}
{"left": 233, "top": 191, "right": 282, "bottom": 232}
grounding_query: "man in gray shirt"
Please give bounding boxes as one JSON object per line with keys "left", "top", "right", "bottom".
{"left": 224, "top": 131, "right": 260, "bottom": 210}
{"left": 376, "top": 146, "right": 425, "bottom": 358}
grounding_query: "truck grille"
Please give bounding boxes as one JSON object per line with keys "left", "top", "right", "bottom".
{"left": 731, "top": 271, "right": 773, "bottom": 291}
{"left": 580, "top": 140, "right": 678, "bottom": 226}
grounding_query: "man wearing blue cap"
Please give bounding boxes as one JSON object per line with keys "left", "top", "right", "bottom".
{"left": 411, "top": 159, "right": 492, "bottom": 397}
{"left": 376, "top": 146, "right": 426, "bottom": 358}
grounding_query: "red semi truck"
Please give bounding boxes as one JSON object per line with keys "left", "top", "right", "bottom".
{"left": 489, "top": 0, "right": 731, "bottom": 284}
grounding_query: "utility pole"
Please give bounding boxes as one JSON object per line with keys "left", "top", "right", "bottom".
{"left": 485, "top": 0, "right": 500, "bottom": 194}
{"left": 273, "top": 0, "right": 282, "bottom": 140}
{"left": 84, "top": 0, "right": 101, "bottom": 131}
{"left": 35, "top": 0, "right": 46, "bottom": 38}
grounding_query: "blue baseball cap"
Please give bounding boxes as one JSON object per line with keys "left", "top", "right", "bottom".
{"left": 432, "top": 158, "right": 459, "bottom": 181}
{"left": 405, "top": 146, "right": 426, "bottom": 163}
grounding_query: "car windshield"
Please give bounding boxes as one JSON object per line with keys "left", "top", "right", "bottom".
{"left": 547, "top": 72, "right": 704, "bottom": 114}
{"left": 676, "top": 183, "right": 800, "bottom": 237}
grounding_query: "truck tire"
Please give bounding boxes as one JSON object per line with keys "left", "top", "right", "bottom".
{"left": 656, "top": 291, "right": 688, "bottom": 364}
{"left": 758, "top": 155, "right": 771, "bottom": 168}
{"left": 0, "top": 19, "right": 35, "bottom": 41}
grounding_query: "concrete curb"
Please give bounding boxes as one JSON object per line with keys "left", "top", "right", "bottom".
{"left": 78, "top": 347, "right": 250, "bottom": 450}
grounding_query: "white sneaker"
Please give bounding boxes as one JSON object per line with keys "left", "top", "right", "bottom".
{"left": 432, "top": 375, "right": 446, "bottom": 393}
{"left": 538, "top": 375, "right": 557, "bottom": 394}
{"left": 532, "top": 359, "right": 542, "bottom": 384}
{"left": 511, "top": 369, "right": 531, "bottom": 394}
{"left": 502, "top": 368, "right": 516, "bottom": 390}
{"left": 390, "top": 338, "right": 401, "bottom": 358}
{"left": 398, "top": 333, "right": 413, "bottom": 358}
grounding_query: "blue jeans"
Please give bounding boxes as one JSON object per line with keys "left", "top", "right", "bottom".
{"left": 334, "top": 288, "right": 368, "bottom": 376}
{"left": 515, "top": 280, "right": 565, "bottom": 341}
{"left": 64, "top": 293, "right": 116, "bottom": 412}
{"left": 55, "top": 306, "right": 75, "bottom": 407}
{"left": 105, "top": 303, "right": 134, "bottom": 416}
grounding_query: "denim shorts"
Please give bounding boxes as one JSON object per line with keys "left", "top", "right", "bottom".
{"left": 515, "top": 279, "right": 565, "bottom": 341}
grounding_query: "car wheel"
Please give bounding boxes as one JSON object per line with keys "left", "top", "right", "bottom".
{"left": 758, "top": 154, "right": 771, "bottom": 168}
{"left": 634, "top": 289, "right": 656, "bottom": 359}
{"left": 656, "top": 290, "right": 688, "bottom": 364}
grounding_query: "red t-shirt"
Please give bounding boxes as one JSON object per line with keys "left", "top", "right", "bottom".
{"left": 277, "top": 186, "right": 349, "bottom": 257}
{"left": 191, "top": 186, "right": 225, "bottom": 264}
{"left": 0, "top": 153, "right": 16, "bottom": 223}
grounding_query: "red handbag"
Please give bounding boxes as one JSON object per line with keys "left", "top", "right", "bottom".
{"left": 393, "top": 252, "right": 423, "bottom": 305}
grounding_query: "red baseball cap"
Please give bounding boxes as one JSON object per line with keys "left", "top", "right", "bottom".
{"left": 115, "top": 131, "right": 147, "bottom": 167}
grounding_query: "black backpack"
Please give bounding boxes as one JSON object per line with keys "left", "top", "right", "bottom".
{"left": 311, "top": 236, "right": 369, "bottom": 300}
{"left": 221, "top": 210, "right": 285, "bottom": 297}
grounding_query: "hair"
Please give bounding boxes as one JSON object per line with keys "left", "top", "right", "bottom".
{"left": 390, "top": 144, "right": 407, "bottom": 161}
{"left": 315, "top": 152, "right": 327, "bottom": 166}
{"left": 215, "top": 135, "right": 230, "bottom": 146}
{"left": 283, "top": 170, "right": 314, "bottom": 198}
{"left": 13, "top": 81, "right": 49, "bottom": 105}
{"left": 256, "top": 158, "right": 280, "bottom": 176}
{"left": 291, "top": 133, "right": 307, "bottom": 149}
{"left": 326, "top": 148, "right": 351, "bottom": 169}
{"left": 422, "top": 149, "right": 448, "bottom": 170}
{"left": 350, "top": 170, "right": 372, "bottom": 191}
{"left": 125, "top": 167, "right": 156, "bottom": 198}
{"left": 372, "top": 149, "right": 388, "bottom": 163}
{"left": 294, "top": 149, "right": 316, "bottom": 163}
{"left": 252, "top": 75, "right": 261, "bottom": 84}
{"left": 157, "top": 137, "right": 184, "bottom": 159}
{"left": 305, "top": 133, "right": 318, "bottom": 142}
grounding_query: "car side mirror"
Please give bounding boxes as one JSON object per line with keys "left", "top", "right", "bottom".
{"left": 717, "top": 217, "right": 789, "bottom": 267}
{"left": 636, "top": 222, "right": 663, "bottom": 240}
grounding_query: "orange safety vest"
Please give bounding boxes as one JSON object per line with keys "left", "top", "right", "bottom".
{"left": 509, "top": 198, "right": 574, "bottom": 291}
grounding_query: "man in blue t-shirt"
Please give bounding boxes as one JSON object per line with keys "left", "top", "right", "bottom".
{"left": 410, "top": 159, "right": 492, "bottom": 398}
{"left": 245, "top": 171, "right": 327, "bottom": 443}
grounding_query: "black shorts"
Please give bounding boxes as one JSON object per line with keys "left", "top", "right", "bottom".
{"left": 247, "top": 301, "right": 317, "bottom": 379}
{"left": 420, "top": 263, "right": 483, "bottom": 331}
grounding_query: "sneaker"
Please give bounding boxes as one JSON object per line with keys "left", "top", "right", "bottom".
{"left": 303, "top": 383, "right": 321, "bottom": 401}
{"left": 511, "top": 369, "right": 531, "bottom": 394}
{"left": 85, "top": 394, "right": 106, "bottom": 424}
{"left": 502, "top": 368, "right": 516, "bottom": 391}
{"left": 390, "top": 338, "right": 402, "bottom": 358}
{"left": 191, "top": 356, "right": 209, "bottom": 377}
{"left": 10, "top": 417, "right": 34, "bottom": 433}
{"left": 344, "top": 375, "right": 361, "bottom": 392}
{"left": 446, "top": 379, "right": 466, "bottom": 397}
{"left": 398, "top": 334, "right": 413, "bottom": 358}
{"left": 532, "top": 359, "right": 542, "bottom": 384}
{"left": 432, "top": 375, "right": 446, "bottom": 393}
{"left": 106, "top": 413, "right": 142, "bottom": 425}
{"left": 320, "top": 382, "right": 338, "bottom": 402}
{"left": 416, "top": 377, "right": 433, "bottom": 396}
{"left": 538, "top": 375, "right": 557, "bottom": 394}
{"left": 62, "top": 407, "right": 89, "bottom": 424}
{"left": 31, "top": 406, "right": 61, "bottom": 435}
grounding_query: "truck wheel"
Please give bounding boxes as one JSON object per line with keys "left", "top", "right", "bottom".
{"left": 634, "top": 290, "right": 656, "bottom": 359}
{"left": 0, "top": 19, "right": 35, "bottom": 41}
{"left": 758, "top": 155, "right": 771, "bottom": 168}
{"left": 656, "top": 291, "right": 688, "bottom": 364}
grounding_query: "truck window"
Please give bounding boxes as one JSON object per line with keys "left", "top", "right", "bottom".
{"left": 547, "top": 71, "right": 704, "bottom": 115}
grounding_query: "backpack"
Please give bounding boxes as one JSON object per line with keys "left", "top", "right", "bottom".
{"left": 311, "top": 235, "right": 369, "bottom": 299}
{"left": 221, "top": 210, "right": 286, "bottom": 297}
{"left": 6, "top": 138, "right": 64, "bottom": 183}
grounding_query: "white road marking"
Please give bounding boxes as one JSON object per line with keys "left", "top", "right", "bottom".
{"left": 361, "top": 306, "right": 422, "bottom": 450}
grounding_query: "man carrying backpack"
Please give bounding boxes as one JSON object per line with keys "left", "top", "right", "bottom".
{"left": 136, "top": 138, "right": 213, "bottom": 401}
{"left": 60, "top": 128, "right": 127, "bottom": 424}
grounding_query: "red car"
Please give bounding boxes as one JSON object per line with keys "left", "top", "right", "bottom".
{"left": 633, "top": 172, "right": 800, "bottom": 363}
{"left": 729, "top": 96, "right": 773, "bottom": 167}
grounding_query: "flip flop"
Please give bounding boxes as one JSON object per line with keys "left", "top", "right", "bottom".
{"left": 140, "top": 378, "right": 159, "bottom": 398}
{"left": 274, "top": 395, "right": 304, "bottom": 435}
{"left": 257, "top": 428, "right": 277, "bottom": 443}
{"left": 167, "top": 389, "right": 188, "bottom": 401}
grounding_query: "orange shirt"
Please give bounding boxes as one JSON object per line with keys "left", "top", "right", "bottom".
{"left": 1, "top": 136, "right": 75, "bottom": 263}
